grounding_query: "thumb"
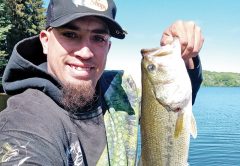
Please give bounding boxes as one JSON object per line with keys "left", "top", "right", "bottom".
{"left": 160, "top": 31, "right": 174, "bottom": 46}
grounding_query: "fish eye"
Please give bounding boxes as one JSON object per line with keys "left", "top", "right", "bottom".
{"left": 147, "top": 64, "right": 156, "bottom": 72}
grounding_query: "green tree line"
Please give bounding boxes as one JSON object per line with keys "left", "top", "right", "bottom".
{"left": 202, "top": 70, "right": 240, "bottom": 87}
{"left": 0, "top": 0, "right": 45, "bottom": 77}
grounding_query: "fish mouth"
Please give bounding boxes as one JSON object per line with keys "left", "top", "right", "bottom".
{"left": 141, "top": 47, "right": 173, "bottom": 59}
{"left": 141, "top": 48, "right": 159, "bottom": 58}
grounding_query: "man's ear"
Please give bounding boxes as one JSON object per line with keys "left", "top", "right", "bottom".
{"left": 39, "top": 30, "right": 50, "bottom": 55}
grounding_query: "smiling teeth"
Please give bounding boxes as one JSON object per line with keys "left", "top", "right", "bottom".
{"left": 73, "top": 66, "right": 91, "bottom": 71}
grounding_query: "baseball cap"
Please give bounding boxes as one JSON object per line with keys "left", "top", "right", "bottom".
{"left": 46, "top": 0, "right": 126, "bottom": 39}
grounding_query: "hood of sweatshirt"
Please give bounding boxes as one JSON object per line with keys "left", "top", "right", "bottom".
{"left": 2, "top": 36, "right": 64, "bottom": 105}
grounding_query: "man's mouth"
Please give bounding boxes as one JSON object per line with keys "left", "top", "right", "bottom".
{"left": 67, "top": 63, "right": 95, "bottom": 78}
{"left": 71, "top": 65, "right": 92, "bottom": 71}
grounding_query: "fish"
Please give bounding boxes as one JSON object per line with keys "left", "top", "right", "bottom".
{"left": 140, "top": 39, "right": 197, "bottom": 166}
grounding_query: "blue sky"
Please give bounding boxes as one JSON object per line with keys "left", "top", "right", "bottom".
{"left": 43, "top": 0, "right": 240, "bottom": 86}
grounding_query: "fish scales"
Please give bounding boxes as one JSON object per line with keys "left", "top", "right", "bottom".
{"left": 140, "top": 39, "right": 197, "bottom": 166}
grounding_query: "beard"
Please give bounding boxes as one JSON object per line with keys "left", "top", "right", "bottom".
{"left": 60, "top": 82, "right": 96, "bottom": 113}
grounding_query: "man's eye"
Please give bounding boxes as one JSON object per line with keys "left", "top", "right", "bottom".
{"left": 62, "top": 32, "right": 78, "bottom": 38}
{"left": 92, "top": 35, "right": 108, "bottom": 43}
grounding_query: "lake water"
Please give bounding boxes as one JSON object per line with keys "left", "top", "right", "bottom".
{"left": 138, "top": 87, "right": 240, "bottom": 165}
{"left": 189, "top": 87, "right": 240, "bottom": 165}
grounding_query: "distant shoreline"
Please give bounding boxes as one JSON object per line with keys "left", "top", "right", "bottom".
{"left": 1, "top": 70, "right": 240, "bottom": 93}
{"left": 202, "top": 70, "right": 240, "bottom": 87}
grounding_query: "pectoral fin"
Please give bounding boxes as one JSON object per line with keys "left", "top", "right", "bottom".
{"left": 190, "top": 113, "right": 197, "bottom": 139}
{"left": 174, "top": 113, "right": 184, "bottom": 138}
{"left": 174, "top": 112, "right": 198, "bottom": 139}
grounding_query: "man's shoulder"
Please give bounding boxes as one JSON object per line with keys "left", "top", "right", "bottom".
{"left": 100, "top": 70, "right": 139, "bottom": 115}
{"left": 0, "top": 89, "right": 72, "bottom": 142}
{"left": 6, "top": 89, "right": 62, "bottom": 113}
{"left": 101, "top": 70, "right": 124, "bottom": 81}
{"left": 0, "top": 89, "right": 69, "bottom": 130}
{"left": 101, "top": 70, "right": 137, "bottom": 92}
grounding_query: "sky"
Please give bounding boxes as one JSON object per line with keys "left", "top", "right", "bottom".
{"left": 43, "top": 0, "right": 240, "bottom": 87}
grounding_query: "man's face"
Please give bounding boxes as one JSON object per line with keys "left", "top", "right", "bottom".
{"left": 40, "top": 16, "right": 111, "bottom": 89}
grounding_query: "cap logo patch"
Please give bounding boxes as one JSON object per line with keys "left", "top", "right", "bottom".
{"left": 72, "top": 0, "right": 108, "bottom": 11}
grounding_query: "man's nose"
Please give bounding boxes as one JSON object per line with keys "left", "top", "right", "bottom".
{"left": 73, "top": 46, "right": 94, "bottom": 59}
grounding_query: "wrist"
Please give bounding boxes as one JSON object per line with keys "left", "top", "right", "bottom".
{"left": 184, "top": 58, "right": 194, "bottom": 69}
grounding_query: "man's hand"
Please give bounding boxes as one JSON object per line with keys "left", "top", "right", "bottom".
{"left": 160, "top": 20, "right": 204, "bottom": 69}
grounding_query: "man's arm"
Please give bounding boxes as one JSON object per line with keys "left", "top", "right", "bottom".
{"left": 0, "top": 131, "right": 64, "bottom": 165}
{"left": 0, "top": 99, "right": 65, "bottom": 165}
{"left": 187, "top": 56, "right": 203, "bottom": 104}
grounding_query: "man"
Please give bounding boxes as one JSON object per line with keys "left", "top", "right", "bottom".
{"left": 0, "top": 0, "right": 204, "bottom": 165}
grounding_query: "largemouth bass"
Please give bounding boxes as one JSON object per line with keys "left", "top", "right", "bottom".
{"left": 140, "top": 39, "right": 197, "bottom": 166}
